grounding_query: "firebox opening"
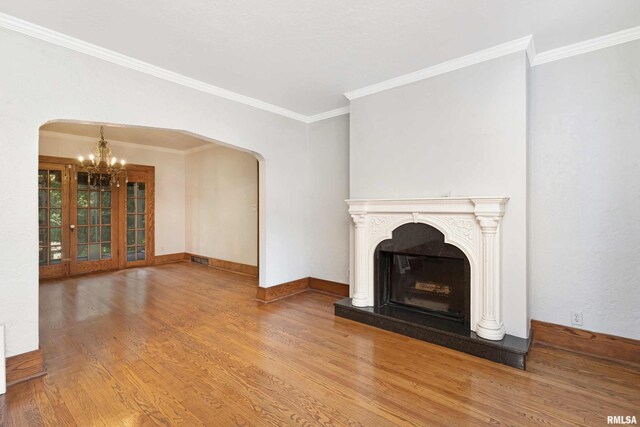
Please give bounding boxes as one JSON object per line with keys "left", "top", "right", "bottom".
{"left": 374, "top": 223, "right": 471, "bottom": 326}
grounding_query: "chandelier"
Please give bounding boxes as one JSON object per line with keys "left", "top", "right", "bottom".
{"left": 78, "top": 126, "right": 127, "bottom": 187}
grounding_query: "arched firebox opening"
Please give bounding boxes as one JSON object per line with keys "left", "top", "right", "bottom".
{"left": 374, "top": 222, "right": 471, "bottom": 327}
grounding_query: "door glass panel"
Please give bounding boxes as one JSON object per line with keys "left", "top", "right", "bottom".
{"left": 50, "top": 228, "right": 62, "bottom": 246}
{"left": 39, "top": 247, "right": 48, "bottom": 265}
{"left": 127, "top": 246, "right": 135, "bottom": 262}
{"left": 89, "top": 191, "right": 99, "bottom": 207}
{"left": 78, "top": 245, "right": 88, "bottom": 261}
{"left": 101, "top": 226, "right": 111, "bottom": 242}
{"left": 39, "top": 190, "right": 48, "bottom": 206}
{"left": 50, "top": 190, "right": 62, "bottom": 207}
{"left": 77, "top": 226, "right": 88, "bottom": 243}
{"left": 39, "top": 209, "right": 47, "bottom": 226}
{"left": 49, "top": 209, "right": 62, "bottom": 226}
{"left": 77, "top": 173, "right": 113, "bottom": 262}
{"left": 101, "top": 209, "right": 111, "bottom": 225}
{"left": 126, "top": 182, "right": 146, "bottom": 261}
{"left": 89, "top": 244, "right": 100, "bottom": 260}
{"left": 77, "top": 191, "right": 88, "bottom": 208}
{"left": 77, "top": 209, "right": 88, "bottom": 225}
{"left": 89, "top": 226, "right": 99, "bottom": 243}
{"left": 90, "top": 209, "right": 100, "bottom": 225}
{"left": 49, "top": 171, "right": 61, "bottom": 188}
{"left": 39, "top": 167, "right": 65, "bottom": 266}
{"left": 50, "top": 246, "right": 62, "bottom": 264}
{"left": 101, "top": 243, "right": 111, "bottom": 259}
{"left": 38, "top": 170, "right": 47, "bottom": 188}
{"left": 101, "top": 191, "right": 111, "bottom": 207}
{"left": 39, "top": 228, "right": 48, "bottom": 246}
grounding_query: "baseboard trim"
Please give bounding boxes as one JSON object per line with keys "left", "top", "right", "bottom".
{"left": 154, "top": 252, "right": 189, "bottom": 265}
{"left": 309, "top": 277, "right": 349, "bottom": 297}
{"left": 207, "top": 257, "right": 258, "bottom": 277}
{"left": 256, "top": 278, "right": 309, "bottom": 302}
{"left": 256, "top": 277, "right": 349, "bottom": 303}
{"left": 6, "top": 348, "right": 46, "bottom": 387}
{"left": 186, "top": 253, "right": 258, "bottom": 277}
{"left": 531, "top": 320, "right": 640, "bottom": 366}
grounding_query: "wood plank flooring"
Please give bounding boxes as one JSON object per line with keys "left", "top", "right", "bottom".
{"left": 1, "top": 262, "right": 638, "bottom": 426}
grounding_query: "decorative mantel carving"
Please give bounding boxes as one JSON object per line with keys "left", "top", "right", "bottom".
{"left": 347, "top": 197, "right": 509, "bottom": 341}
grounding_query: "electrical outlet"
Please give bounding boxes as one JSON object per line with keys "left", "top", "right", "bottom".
{"left": 571, "top": 311, "right": 583, "bottom": 326}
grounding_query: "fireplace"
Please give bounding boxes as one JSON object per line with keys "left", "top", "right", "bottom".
{"left": 334, "top": 197, "right": 531, "bottom": 369}
{"left": 375, "top": 223, "right": 470, "bottom": 325}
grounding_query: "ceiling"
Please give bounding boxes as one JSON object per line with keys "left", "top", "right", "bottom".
{"left": 41, "top": 122, "right": 212, "bottom": 151}
{"left": 3, "top": 1, "right": 640, "bottom": 115}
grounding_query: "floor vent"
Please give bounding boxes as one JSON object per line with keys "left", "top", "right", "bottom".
{"left": 191, "top": 256, "right": 209, "bottom": 265}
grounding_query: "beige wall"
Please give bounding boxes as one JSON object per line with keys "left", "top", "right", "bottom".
{"left": 186, "top": 145, "right": 258, "bottom": 266}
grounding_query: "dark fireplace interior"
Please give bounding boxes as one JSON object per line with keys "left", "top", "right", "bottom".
{"left": 375, "top": 223, "right": 470, "bottom": 326}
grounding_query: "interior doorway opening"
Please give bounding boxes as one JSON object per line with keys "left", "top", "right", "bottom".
{"left": 38, "top": 120, "right": 264, "bottom": 282}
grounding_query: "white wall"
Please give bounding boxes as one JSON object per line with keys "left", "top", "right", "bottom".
{"left": 38, "top": 132, "right": 187, "bottom": 256}
{"left": 350, "top": 52, "right": 530, "bottom": 338}
{"left": 0, "top": 28, "right": 309, "bottom": 357}
{"left": 186, "top": 145, "right": 258, "bottom": 266}
{"left": 529, "top": 40, "right": 640, "bottom": 339}
{"left": 308, "top": 115, "right": 351, "bottom": 283}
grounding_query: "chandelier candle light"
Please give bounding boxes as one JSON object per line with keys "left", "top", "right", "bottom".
{"left": 78, "top": 126, "right": 127, "bottom": 187}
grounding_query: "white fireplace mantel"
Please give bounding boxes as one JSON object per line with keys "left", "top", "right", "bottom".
{"left": 347, "top": 197, "right": 509, "bottom": 341}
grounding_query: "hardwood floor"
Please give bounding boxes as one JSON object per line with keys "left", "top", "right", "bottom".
{"left": 1, "top": 263, "right": 638, "bottom": 426}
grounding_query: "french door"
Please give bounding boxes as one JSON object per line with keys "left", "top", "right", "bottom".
{"left": 69, "top": 171, "right": 119, "bottom": 275}
{"left": 119, "top": 168, "right": 155, "bottom": 269}
{"left": 38, "top": 162, "right": 71, "bottom": 279}
{"left": 38, "top": 156, "right": 154, "bottom": 279}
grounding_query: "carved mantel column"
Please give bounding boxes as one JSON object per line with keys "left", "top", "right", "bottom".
{"left": 474, "top": 215, "right": 506, "bottom": 341}
{"left": 351, "top": 213, "right": 369, "bottom": 307}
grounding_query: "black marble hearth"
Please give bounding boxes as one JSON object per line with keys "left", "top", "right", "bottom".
{"left": 334, "top": 298, "right": 530, "bottom": 369}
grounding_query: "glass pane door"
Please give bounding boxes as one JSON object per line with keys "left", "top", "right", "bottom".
{"left": 126, "top": 182, "right": 146, "bottom": 262}
{"left": 70, "top": 172, "right": 119, "bottom": 275}
{"left": 120, "top": 168, "right": 154, "bottom": 268}
{"left": 38, "top": 163, "right": 70, "bottom": 279}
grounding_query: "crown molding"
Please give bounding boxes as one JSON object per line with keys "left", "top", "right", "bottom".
{"left": 306, "top": 106, "right": 350, "bottom": 123}
{"left": 0, "top": 12, "right": 308, "bottom": 123}
{"left": 4, "top": 11, "right": 640, "bottom": 121}
{"left": 39, "top": 130, "right": 194, "bottom": 155}
{"left": 531, "top": 25, "right": 640, "bottom": 66}
{"left": 344, "top": 36, "right": 534, "bottom": 101}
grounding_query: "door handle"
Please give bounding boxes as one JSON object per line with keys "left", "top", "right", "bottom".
{"left": 70, "top": 224, "right": 76, "bottom": 230}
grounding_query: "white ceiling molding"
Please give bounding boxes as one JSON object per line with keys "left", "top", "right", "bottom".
{"left": 3, "top": 11, "right": 639, "bottom": 121}
{"left": 344, "top": 36, "right": 534, "bottom": 101}
{"left": 0, "top": 12, "right": 308, "bottom": 123}
{"left": 306, "top": 106, "right": 351, "bottom": 123}
{"left": 39, "top": 130, "right": 192, "bottom": 155}
{"left": 531, "top": 25, "right": 640, "bottom": 66}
